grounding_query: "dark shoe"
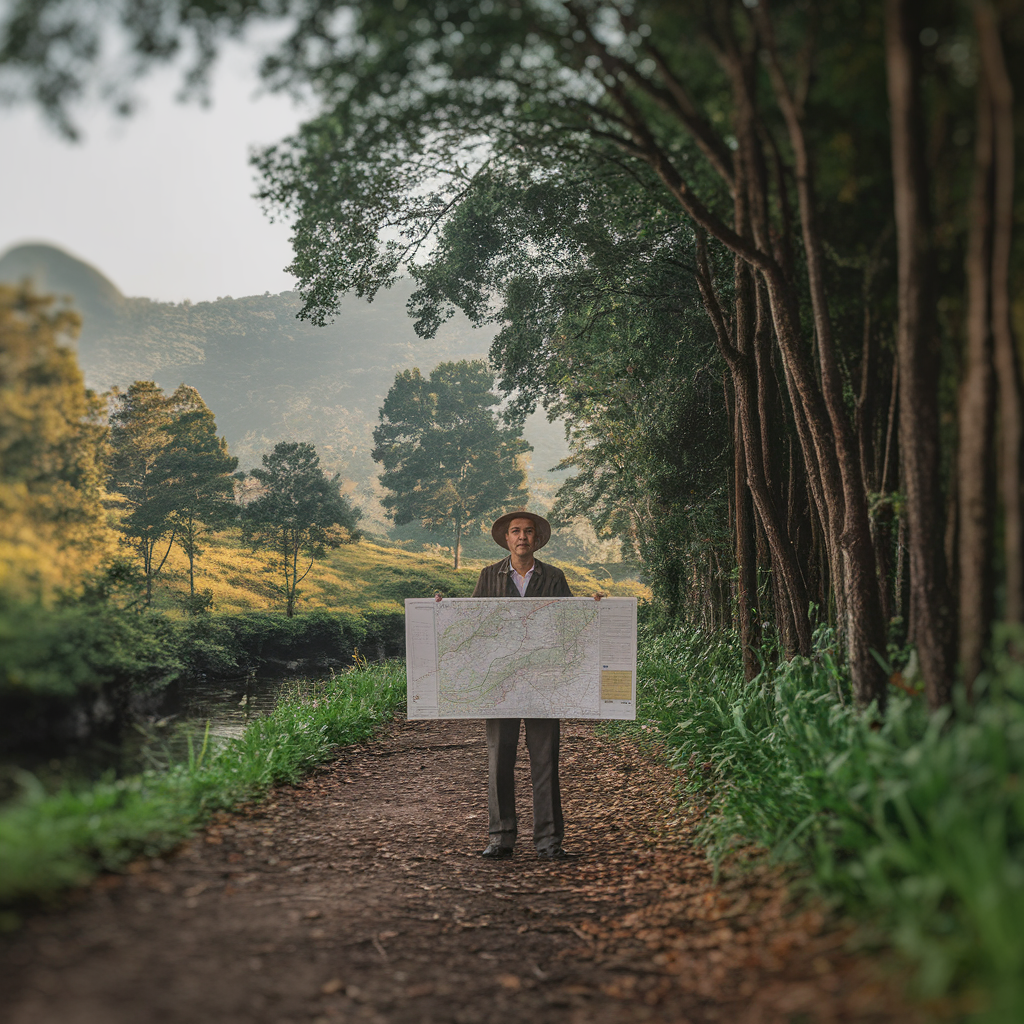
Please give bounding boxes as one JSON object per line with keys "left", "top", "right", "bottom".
{"left": 537, "top": 845, "right": 576, "bottom": 860}
{"left": 480, "top": 842, "right": 514, "bottom": 859}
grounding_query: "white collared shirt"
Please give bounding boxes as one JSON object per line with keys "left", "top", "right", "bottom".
{"left": 509, "top": 563, "right": 535, "bottom": 596}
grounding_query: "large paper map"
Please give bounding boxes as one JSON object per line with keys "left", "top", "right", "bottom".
{"left": 405, "top": 597, "right": 637, "bottom": 720}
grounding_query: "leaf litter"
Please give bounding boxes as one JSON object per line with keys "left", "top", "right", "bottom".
{"left": 0, "top": 717, "right": 924, "bottom": 1024}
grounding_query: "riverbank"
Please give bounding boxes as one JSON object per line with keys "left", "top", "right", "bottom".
{"left": 0, "top": 539, "right": 647, "bottom": 761}
{"left": 0, "top": 663, "right": 405, "bottom": 917}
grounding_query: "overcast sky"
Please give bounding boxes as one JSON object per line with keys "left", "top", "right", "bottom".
{"left": 1, "top": 39, "right": 312, "bottom": 304}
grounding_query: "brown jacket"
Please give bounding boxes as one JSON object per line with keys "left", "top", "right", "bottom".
{"left": 471, "top": 556, "right": 573, "bottom": 599}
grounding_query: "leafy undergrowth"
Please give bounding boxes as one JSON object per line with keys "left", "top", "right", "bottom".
{"left": 0, "top": 662, "right": 406, "bottom": 920}
{"left": 636, "top": 626, "right": 1024, "bottom": 1023}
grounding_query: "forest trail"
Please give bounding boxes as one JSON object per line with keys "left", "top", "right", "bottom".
{"left": 1, "top": 719, "right": 917, "bottom": 1024}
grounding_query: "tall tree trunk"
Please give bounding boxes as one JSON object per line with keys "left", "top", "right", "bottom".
{"left": 187, "top": 514, "right": 196, "bottom": 598}
{"left": 759, "top": 14, "right": 889, "bottom": 706}
{"left": 695, "top": 234, "right": 813, "bottom": 655}
{"left": 453, "top": 517, "right": 462, "bottom": 570}
{"left": 885, "top": 0, "right": 956, "bottom": 709}
{"left": 958, "top": 59, "right": 997, "bottom": 693}
{"left": 876, "top": 357, "right": 901, "bottom": 626}
{"left": 724, "top": 53, "right": 813, "bottom": 657}
{"left": 143, "top": 537, "right": 154, "bottom": 607}
{"left": 977, "top": 1, "right": 1024, "bottom": 625}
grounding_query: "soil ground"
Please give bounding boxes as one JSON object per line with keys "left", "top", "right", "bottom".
{"left": 1, "top": 719, "right": 919, "bottom": 1024}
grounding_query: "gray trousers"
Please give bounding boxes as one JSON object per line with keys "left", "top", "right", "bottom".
{"left": 485, "top": 718, "right": 563, "bottom": 851}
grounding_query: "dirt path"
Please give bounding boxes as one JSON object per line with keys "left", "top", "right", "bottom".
{"left": 1, "top": 719, "right": 915, "bottom": 1024}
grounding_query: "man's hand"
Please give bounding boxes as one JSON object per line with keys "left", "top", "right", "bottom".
{"left": 434, "top": 591, "right": 444, "bottom": 602}
{"left": 593, "top": 592, "right": 605, "bottom": 601}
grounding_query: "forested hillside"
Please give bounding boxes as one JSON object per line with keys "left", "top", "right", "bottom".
{"left": 0, "top": 243, "right": 573, "bottom": 538}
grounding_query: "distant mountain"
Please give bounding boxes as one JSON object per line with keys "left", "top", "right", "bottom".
{"left": 0, "top": 242, "right": 125, "bottom": 341}
{"left": 0, "top": 243, "right": 571, "bottom": 536}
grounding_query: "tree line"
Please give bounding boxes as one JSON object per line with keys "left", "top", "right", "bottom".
{"left": 1, "top": 284, "right": 529, "bottom": 613}
{"left": 3, "top": 0, "right": 1021, "bottom": 710}
{"left": 0, "top": 286, "right": 361, "bottom": 617}
{"left": 245, "top": 0, "right": 1021, "bottom": 712}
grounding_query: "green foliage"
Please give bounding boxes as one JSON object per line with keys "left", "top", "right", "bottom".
{"left": 157, "top": 385, "right": 238, "bottom": 599}
{"left": 0, "top": 597, "right": 180, "bottom": 701}
{"left": 107, "top": 381, "right": 178, "bottom": 597}
{"left": 241, "top": 441, "right": 361, "bottom": 616}
{"left": 0, "top": 284, "right": 112, "bottom": 598}
{"left": 108, "top": 381, "right": 239, "bottom": 605}
{"left": 407, "top": 165, "right": 731, "bottom": 617}
{"left": 193, "top": 609, "right": 370, "bottom": 671}
{"left": 639, "top": 626, "right": 1024, "bottom": 1020}
{"left": 0, "top": 662, "right": 406, "bottom": 910}
{"left": 251, "top": 8, "right": 738, "bottom": 618}
{"left": 372, "top": 360, "right": 529, "bottom": 567}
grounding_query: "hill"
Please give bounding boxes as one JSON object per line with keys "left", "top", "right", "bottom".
{"left": 0, "top": 243, "right": 579, "bottom": 547}
{"left": 144, "top": 531, "right": 650, "bottom": 619}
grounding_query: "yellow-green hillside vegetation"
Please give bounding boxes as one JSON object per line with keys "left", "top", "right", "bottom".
{"left": 145, "top": 531, "right": 651, "bottom": 619}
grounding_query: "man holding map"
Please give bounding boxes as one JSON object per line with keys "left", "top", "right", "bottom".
{"left": 418, "top": 510, "right": 634, "bottom": 860}
{"left": 470, "top": 510, "right": 586, "bottom": 861}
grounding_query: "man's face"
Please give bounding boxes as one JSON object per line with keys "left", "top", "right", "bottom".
{"left": 506, "top": 518, "right": 538, "bottom": 559}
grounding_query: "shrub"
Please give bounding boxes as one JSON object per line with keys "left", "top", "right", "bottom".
{"left": 639, "top": 625, "right": 1024, "bottom": 1022}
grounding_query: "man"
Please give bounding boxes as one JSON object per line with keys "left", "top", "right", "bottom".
{"left": 467, "top": 510, "right": 598, "bottom": 860}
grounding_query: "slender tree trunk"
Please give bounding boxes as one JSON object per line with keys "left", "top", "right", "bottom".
{"left": 760, "top": 22, "right": 889, "bottom": 707}
{"left": 286, "top": 529, "right": 296, "bottom": 617}
{"left": 735, "top": 417, "right": 761, "bottom": 679}
{"left": 143, "top": 537, "right": 154, "bottom": 607}
{"left": 958, "top": 61, "right": 998, "bottom": 692}
{"left": 977, "top": 1, "right": 1024, "bottom": 625}
{"left": 875, "top": 357, "right": 901, "bottom": 626}
{"left": 453, "top": 516, "right": 462, "bottom": 570}
{"left": 695, "top": 235, "right": 812, "bottom": 655}
{"left": 885, "top": 0, "right": 956, "bottom": 709}
{"left": 187, "top": 514, "right": 196, "bottom": 598}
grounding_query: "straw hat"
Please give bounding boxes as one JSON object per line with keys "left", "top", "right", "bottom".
{"left": 491, "top": 510, "right": 552, "bottom": 550}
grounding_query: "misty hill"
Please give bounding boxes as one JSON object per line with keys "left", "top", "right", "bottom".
{"left": 0, "top": 243, "right": 571, "bottom": 536}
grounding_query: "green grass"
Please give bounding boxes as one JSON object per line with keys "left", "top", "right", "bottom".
{"left": 0, "top": 662, "right": 406, "bottom": 919}
{"left": 636, "top": 624, "right": 1024, "bottom": 1023}
{"left": 145, "top": 530, "right": 650, "bottom": 617}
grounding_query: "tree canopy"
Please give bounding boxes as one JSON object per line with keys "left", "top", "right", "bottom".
{"left": 8, "top": 0, "right": 1023, "bottom": 709}
{"left": 241, "top": 440, "right": 361, "bottom": 616}
{"left": 107, "top": 380, "right": 238, "bottom": 607}
{"left": 251, "top": 0, "right": 1024, "bottom": 709}
{"left": 372, "top": 360, "right": 529, "bottom": 569}
{"left": 156, "top": 385, "right": 238, "bottom": 608}
{"left": 0, "top": 284, "right": 111, "bottom": 599}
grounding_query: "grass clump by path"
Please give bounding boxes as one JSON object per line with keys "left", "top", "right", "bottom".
{"left": 636, "top": 625, "right": 1024, "bottom": 1023}
{"left": 0, "top": 662, "right": 405, "bottom": 921}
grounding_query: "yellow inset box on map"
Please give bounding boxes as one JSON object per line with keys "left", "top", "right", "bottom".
{"left": 600, "top": 670, "right": 633, "bottom": 700}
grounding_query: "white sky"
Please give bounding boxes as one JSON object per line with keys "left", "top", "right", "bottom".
{"left": 0, "top": 39, "right": 311, "bottom": 303}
